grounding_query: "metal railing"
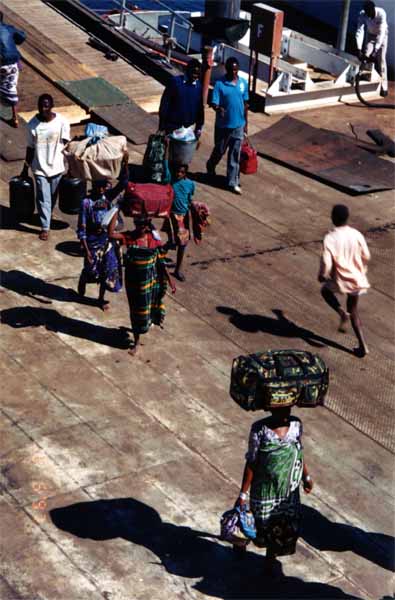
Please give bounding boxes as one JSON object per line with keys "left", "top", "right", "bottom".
{"left": 112, "top": 0, "right": 194, "bottom": 57}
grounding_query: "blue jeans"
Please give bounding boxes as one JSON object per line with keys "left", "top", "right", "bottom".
{"left": 207, "top": 126, "right": 244, "bottom": 187}
{"left": 34, "top": 173, "right": 63, "bottom": 231}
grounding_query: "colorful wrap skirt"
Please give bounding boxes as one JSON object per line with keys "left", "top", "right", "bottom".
{"left": 124, "top": 245, "right": 167, "bottom": 334}
{"left": 250, "top": 439, "right": 304, "bottom": 556}
{"left": 81, "top": 231, "right": 122, "bottom": 292}
{"left": 0, "top": 63, "right": 19, "bottom": 106}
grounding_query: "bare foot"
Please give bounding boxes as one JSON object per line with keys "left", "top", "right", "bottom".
{"left": 338, "top": 310, "right": 350, "bottom": 333}
{"left": 128, "top": 344, "right": 138, "bottom": 356}
{"left": 353, "top": 346, "right": 369, "bottom": 358}
{"left": 173, "top": 270, "right": 186, "bottom": 282}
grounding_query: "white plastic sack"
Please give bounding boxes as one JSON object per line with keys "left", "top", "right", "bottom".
{"left": 169, "top": 126, "right": 196, "bottom": 142}
{"left": 64, "top": 135, "right": 127, "bottom": 181}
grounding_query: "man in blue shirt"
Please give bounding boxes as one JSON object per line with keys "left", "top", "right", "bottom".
{"left": 159, "top": 59, "right": 204, "bottom": 139}
{"left": 206, "top": 56, "right": 249, "bottom": 194}
{"left": 0, "top": 11, "right": 26, "bottom": 127}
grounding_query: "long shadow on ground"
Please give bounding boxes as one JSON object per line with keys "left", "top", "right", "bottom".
{"left": 1, "top": 306, "right": 130, "bottom": 350}
{"left": 1, "top": 269, "right": 98, "bottom": 307}
{"left": 301, "top": 505, "right": 395, "bottom": 572}
{"left": 50, "top": 498, "right": 363, "bottom": 599}
{"left": 217, "top": 306, "right": 354, "bottom": 355}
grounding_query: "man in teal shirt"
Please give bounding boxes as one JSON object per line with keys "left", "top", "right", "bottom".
{"left": 206, "top": 56, "right": 249, "bottom": 194}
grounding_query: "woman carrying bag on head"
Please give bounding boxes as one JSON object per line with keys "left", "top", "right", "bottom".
{"left": 108, "top": 208, "right": 176, "bottom": 356}
{"left": 236, "top": 406, "right": 313, "bottom": 575}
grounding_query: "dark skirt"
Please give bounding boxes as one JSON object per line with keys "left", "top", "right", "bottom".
{"left": 253, "top": 489, "right": 301, "bottom": 556}
{"left": 124, "top": 245, "right": 167, "bottom": 335}
{"left": 81, "top": 231, "right": 122, "bottom": 292}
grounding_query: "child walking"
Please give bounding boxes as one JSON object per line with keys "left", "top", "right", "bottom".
{"left": 162, "top": 147, "right": 196, "bottom": 282}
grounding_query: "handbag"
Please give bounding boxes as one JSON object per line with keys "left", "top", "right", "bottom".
{"left": 240, "top": 138, "right": 258, "bottom": 175}
{"left": 220, "top": 505, "right": 256, "bottom": 546}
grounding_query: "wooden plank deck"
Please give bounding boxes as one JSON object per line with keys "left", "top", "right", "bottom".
{"left": 0, "top": 3, "right": 394, "bottom": 600}
{"left": 1, "top": 0, "right": 164, "bottom": 111}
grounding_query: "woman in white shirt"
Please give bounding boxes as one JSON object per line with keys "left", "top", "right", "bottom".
{"left": 22, "top": 94, "right": 70, "bottom": 241}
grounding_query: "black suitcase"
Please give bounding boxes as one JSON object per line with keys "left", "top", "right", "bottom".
{"left": 58, "top": 176, "right": 86, "bottom": 215}
{"left": 230, "top": 349, "right": 329, "bottom": 411}
{"left": 9, "top": 176, "right": 35, "bottom": 222}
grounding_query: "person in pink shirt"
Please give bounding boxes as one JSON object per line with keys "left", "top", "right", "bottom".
{"left": 318, "top": 205, "right": 370, "bottom": 357}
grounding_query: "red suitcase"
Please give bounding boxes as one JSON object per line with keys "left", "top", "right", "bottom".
{"left": 123, "top": 182, "right": 174, "bottom": 217}
{"left": 240, "top": 139, "right": 258, "bottom": 175}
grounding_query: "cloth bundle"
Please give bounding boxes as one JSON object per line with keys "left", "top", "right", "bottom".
{"left": 191, "top": 201, "right": 210, "bottom": 244}
{"left": 64, "top": 135, "right": 127, "bottom": 181}
{"left": 220, "top": 506, "right": 256, "bottom": 547}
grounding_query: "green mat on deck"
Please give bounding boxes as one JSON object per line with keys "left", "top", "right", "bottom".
{"left": 0, "top": 103, "right": 12, "bottom": 120}
{"left": 56, "top": 77, "right": 130, "bottom": 109}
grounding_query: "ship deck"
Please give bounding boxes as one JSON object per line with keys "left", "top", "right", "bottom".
{"left": 0, "top": 1, "right": 394, "bottom": 599}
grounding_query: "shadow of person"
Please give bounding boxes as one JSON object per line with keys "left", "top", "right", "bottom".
{"left": 0, "top": 204, "right": 40, "bottom": 235}
{"left": 1, "top": 269, "right": 98, "bottom": 307}
{"left": 0, "top": 204, "right": 69, "bottom": 233}
{"left": 55, "top": 241, "right": 84, "bottom": 258}
{"left": 191, "top": 171, "right": 229, "bottom": 191}
{"left": 301, "top": 505, "right": 395, "bottom": 572}
{"left": 50, "top": 498, "right": 363, "bottom": 599}
{"left": 1, "top": 306, "right": 130, "bottom": 350}
{"left": 217, "top": 306, "right": 354, "bottom": 355}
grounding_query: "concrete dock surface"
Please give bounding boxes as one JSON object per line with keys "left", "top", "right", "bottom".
{"left": 1, "top": 2, "right": 395, "bottom": 598}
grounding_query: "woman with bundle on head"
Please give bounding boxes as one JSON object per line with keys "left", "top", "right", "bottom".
{"left": 108, "top": 210, "right": 176, "bottom": 355}
{"left": 77, "top": 152, "right": 129, "bottom": 310}
{"left": 235, "top": 406, "right": 313, "bottom": 576}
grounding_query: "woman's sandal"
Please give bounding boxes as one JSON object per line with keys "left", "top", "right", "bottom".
{"left": 39, "top": 230, "right": 49, "bottom": 241}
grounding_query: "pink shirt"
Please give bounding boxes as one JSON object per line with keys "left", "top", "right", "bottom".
{"left": 319, "top": 225, "right": 370, "bottom": 294}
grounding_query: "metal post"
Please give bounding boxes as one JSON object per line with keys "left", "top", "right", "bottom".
{"left": 119, "top": 0, "right": 126, "bottom": 28}
{"left": 337, "top": 0, "right": 351, "bottom": 51}
{"left": 166, "top": 14, "right": 176, "bottom": 61}
{"left": 186, "top": 24, "right": 193, "bottom": 54}
{"left": 169, "top": 14, "right": 176, "bottom": 39}
{"left": 201, "top": 45, "right": 214, "bottom": 106}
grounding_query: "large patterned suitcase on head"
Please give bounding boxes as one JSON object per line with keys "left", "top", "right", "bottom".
{"left": 230, "top": 350, "right": 329, "bottom": 411}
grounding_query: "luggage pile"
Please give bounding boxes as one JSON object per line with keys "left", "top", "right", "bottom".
{"left": 230, "top": 349, "right": 329, "bottom": 411}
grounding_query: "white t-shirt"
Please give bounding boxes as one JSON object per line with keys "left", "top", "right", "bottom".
{"left": 356, "top": 7, "right": 388, "bottom": 51}
{"left": 27, "top": 113, "right": 70, "bottom": 177}
{"left": 319, "top": 225, "right": 370, "bottom": 294}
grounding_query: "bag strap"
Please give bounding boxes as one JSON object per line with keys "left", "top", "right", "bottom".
{"left": 273, "top": 351, "right": 311, "bottom": 378}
